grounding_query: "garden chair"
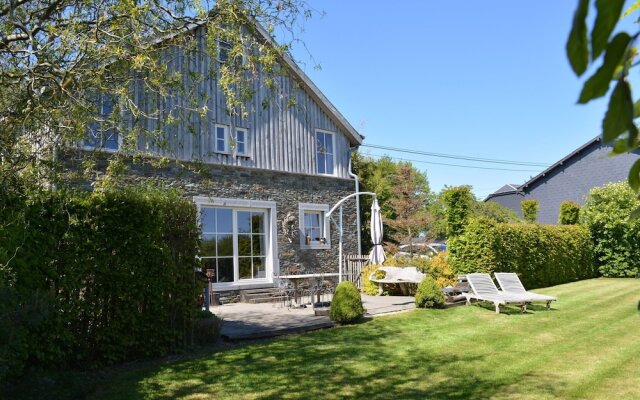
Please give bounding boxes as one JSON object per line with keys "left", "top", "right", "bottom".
{"left": 464, "top": 273, "right": 533, "bottom": 314}
{"left": 273, "top": 275, "right": 294, "bottom": 309}
{"left": 494, "top": 272, "right": 557, "bottom": 309}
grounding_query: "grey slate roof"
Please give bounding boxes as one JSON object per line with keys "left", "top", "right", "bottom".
{"left": 485, "top": 136, "right": 601, "bottom": 201}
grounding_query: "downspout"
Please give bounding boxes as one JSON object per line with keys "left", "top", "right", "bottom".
{"left": 348, "top": 147, "right": 362, "bottom": 255}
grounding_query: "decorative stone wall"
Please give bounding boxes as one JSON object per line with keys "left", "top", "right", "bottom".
{"left": 62, "top": 153, "right": 360, "bottom": 283}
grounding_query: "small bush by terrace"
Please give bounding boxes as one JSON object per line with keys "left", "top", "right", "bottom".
{"left": 449, "top": 218, "right": 597, "bottom": 289}
{"left": 0, "top": 182, "right": 200, "bottom": 382}
{"left": 330, "top": 282, "right": 365, "bottom": 323}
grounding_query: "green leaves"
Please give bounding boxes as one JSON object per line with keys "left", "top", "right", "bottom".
{"left": 592, "top": 0, "right": 625, "bottom": 59}
{"left": 567, "top": 0, "right": 590, "bottom": 76}
{"left": 629, "top": 159, "right": 640, "bottom": 191}
{"left": 602, "top": 79, "right": 636, "bottom": 142}
{"left": 578, "top": 33, "right": 631, "bottom": 103}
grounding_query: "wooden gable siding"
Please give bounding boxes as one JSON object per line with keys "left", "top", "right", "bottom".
{"left": 130, "top": 26, "right": 353, "bottom": 179}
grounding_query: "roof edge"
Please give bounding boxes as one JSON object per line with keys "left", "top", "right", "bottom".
{"left": 248, "top": 18, "right": 363, "bottom": 146}
{"left": 520, "top": 136, "right": 601, "bottom": 190}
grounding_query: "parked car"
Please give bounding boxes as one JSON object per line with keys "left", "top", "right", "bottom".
{"left": 393, "top": 242, "right": 446, "bottom": 259}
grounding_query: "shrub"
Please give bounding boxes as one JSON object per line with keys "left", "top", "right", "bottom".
{"left": 449, "top": 218, "right": 596, "bottom": 289}
{"left": 330, "top": 282, "right": 365, "bottom": 323}
{"left": 443, "top": 186, "right": 473, "bottom": 237}
{"left": 521, "top": 199, "right": 539, "bottom": 223}
{"left": 415, "top": 277, "right": 445, "bottom": 308}
{"left": 581, "top": 182, "right": 640, "bottom": 277}
{"left": 558, "top": 201, "right": 581, "bottom": 225}
{"left": 0, "top": 182, "right": 199, "bottom": 379}
{"left": 193, "top": 311, "right": 223, "bottom": 345}
{"left": 425, "top": 252, "right": 456, "bottom": 288}
{"left": 373, "top": 269, "right": 386, "bottom": 280}
{"left": 361, "top": 264, "right": 381, "bottom": 296}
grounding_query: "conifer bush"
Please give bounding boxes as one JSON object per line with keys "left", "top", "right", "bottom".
{"left": 521, "top": 199, "right": 539, "bottom": 223}
{"left": 330, "top": 282, "right": 365, "bottom": 323}
{"left": 558, "top": 201, "right": 581, "bottom": 225}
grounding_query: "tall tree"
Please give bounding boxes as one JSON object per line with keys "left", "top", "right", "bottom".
{"left": 0, "top": 0, "right": 313, "bottom": 184}
{"left": 352, "top": 153, "right": 433, "bottom": 251}
{"left": 385, "top": 163, "right": 431, "bottom": 256}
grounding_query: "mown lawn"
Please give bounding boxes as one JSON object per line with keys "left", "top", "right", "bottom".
{"left": 91, "top": 278, "right": 640, "bottom": 399}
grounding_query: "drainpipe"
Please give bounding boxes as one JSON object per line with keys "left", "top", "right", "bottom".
{"left": 348, "top": 147, "right": 362, "bottom": 256}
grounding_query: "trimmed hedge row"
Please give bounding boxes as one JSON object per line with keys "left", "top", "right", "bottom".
{"left": 0, "top": 183, "right": 200, "bottom": 380}
{"left": 449, "top": 218, "right": 597, "bottom": 289}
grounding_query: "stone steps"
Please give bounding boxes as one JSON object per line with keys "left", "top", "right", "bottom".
{"left": 240, "top": 288, "right": 285, "bottom": 304}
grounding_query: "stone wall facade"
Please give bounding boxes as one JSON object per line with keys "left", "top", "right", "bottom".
{"left": 62, "top": 152, "right": 360, "bottom": 289}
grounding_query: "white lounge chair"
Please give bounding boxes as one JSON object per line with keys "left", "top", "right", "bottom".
{"left": 464, "top": 273, "right": 533, "bottom": 314}
{"left": 494, "top": 272, "right": 557, "bottom": 310}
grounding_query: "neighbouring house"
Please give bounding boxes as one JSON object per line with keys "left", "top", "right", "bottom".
{"left": 62, "top": 19, "right": 363, "bottom": 295}
{"left": 485, "top": 136, "right": 640, "bottom": 224}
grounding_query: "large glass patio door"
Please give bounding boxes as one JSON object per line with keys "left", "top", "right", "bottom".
{"left": 200, "top": 207, "right": 268, "bottom": 283}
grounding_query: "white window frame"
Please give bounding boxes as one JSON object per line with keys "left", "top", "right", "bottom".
{"left": 234, "top": 127, "right": 250, "bottom": 157}
{"left": 214, "top": 124, "right": 229, "bottom": 154}
{"left": 298, "top": 203, "right": 331, "bottom": 250}
{"left": 194, "top": 197, "right": 278, "bottom": 288}
{"left": 217, "top": 39, "right": 232, "bottom": 63}
{"left": 83, "top": 95, "right": 121, "bottom": 152}
{"left": 315, "top": 129, "right": 336, "bottom": 176}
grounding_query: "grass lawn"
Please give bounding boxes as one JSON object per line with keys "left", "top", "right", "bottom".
{"left": 90, "top": 278, "right": 640, "bottom": 399}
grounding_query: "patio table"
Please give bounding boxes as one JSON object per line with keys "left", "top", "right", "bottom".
{"left": 279, "top": 273, "right": 339, "bottom": 306}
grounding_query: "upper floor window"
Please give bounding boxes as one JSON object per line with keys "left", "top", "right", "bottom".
{"left": 215, "top": 125, "right": 229, "bottom": 153}
{"left": 235, "top": 127, "right": 249, "bottom": 156}
{"left": 218, "top": 40, "right": 231, "bottom": 63}
{"left": 85, "top": 95, "right": 119, "bottom": 150}
{"left": 316, "top": 130, "right": 335, "bottom": 175}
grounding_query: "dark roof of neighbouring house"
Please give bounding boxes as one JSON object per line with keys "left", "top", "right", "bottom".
{"left": 484, "top": 136, "right": 602, "bottom": 201}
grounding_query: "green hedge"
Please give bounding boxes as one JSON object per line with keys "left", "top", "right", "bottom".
{"left": 581, "top": 182, "right": 640, "bottom": 277}
{"left": 0, "top": 183, "right": 199, "bottom": 380}
{"left": 449, "top": 218, "right": 596, "bottom": 289}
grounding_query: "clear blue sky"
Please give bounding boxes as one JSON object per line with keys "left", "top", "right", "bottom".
{"left": 286, "top": 1, "right": 633, "bottom": 199}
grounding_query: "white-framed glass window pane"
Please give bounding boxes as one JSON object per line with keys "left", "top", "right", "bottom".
{"left": 299, "top": 203, "right": 330, "bottom": 248}
{"left": 85, "top": 95, "right": 119, "bottom": 150}
{"left": 218, "top": 40, "right": 231, "bottom": 63}
{"left": 200, "top": 207, "right": 234, "bottom": 283}
{"left": 235, "top": 128, "right": 248, "bottom": 156}
{"left": 215, "top": 125, "right": 228, "bottom": 153}
{"left": 200, "top": 206, "right": 268, "bottom": 283}
{"left": 316, "top": 131, "right": 335, "bottom": 175}
{"left": 303, "top": 211, "right": 323, "bottom": 243}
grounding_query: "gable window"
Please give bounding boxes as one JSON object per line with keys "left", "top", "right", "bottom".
{"left": 235, "top": 127, "right": 249, "bottom": 156}
{"left": 218, "top": 39, "right": 231, "bottom": 63}
{"left": 196, "top": 197, "right": 277, "bottom": 285}
{"left": 299, "top": 203, "right": 330, "bottom": 249}
{"left": 316, "top": 130, "right": 335, "bottom": 175}
{"left": 215, "top": 125, "right": 229, "bottom": 153}
{"left": 85, "top": 95, "right": 119, "bottom": 150}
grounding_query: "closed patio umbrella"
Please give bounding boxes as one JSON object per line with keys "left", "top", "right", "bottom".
{"left": 369, "top": 198, "right": 386, "bottom": 265}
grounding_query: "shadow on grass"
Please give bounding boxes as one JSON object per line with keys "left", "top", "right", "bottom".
{"left": 90, "top": 316, "right": 568, "bottom": 400}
